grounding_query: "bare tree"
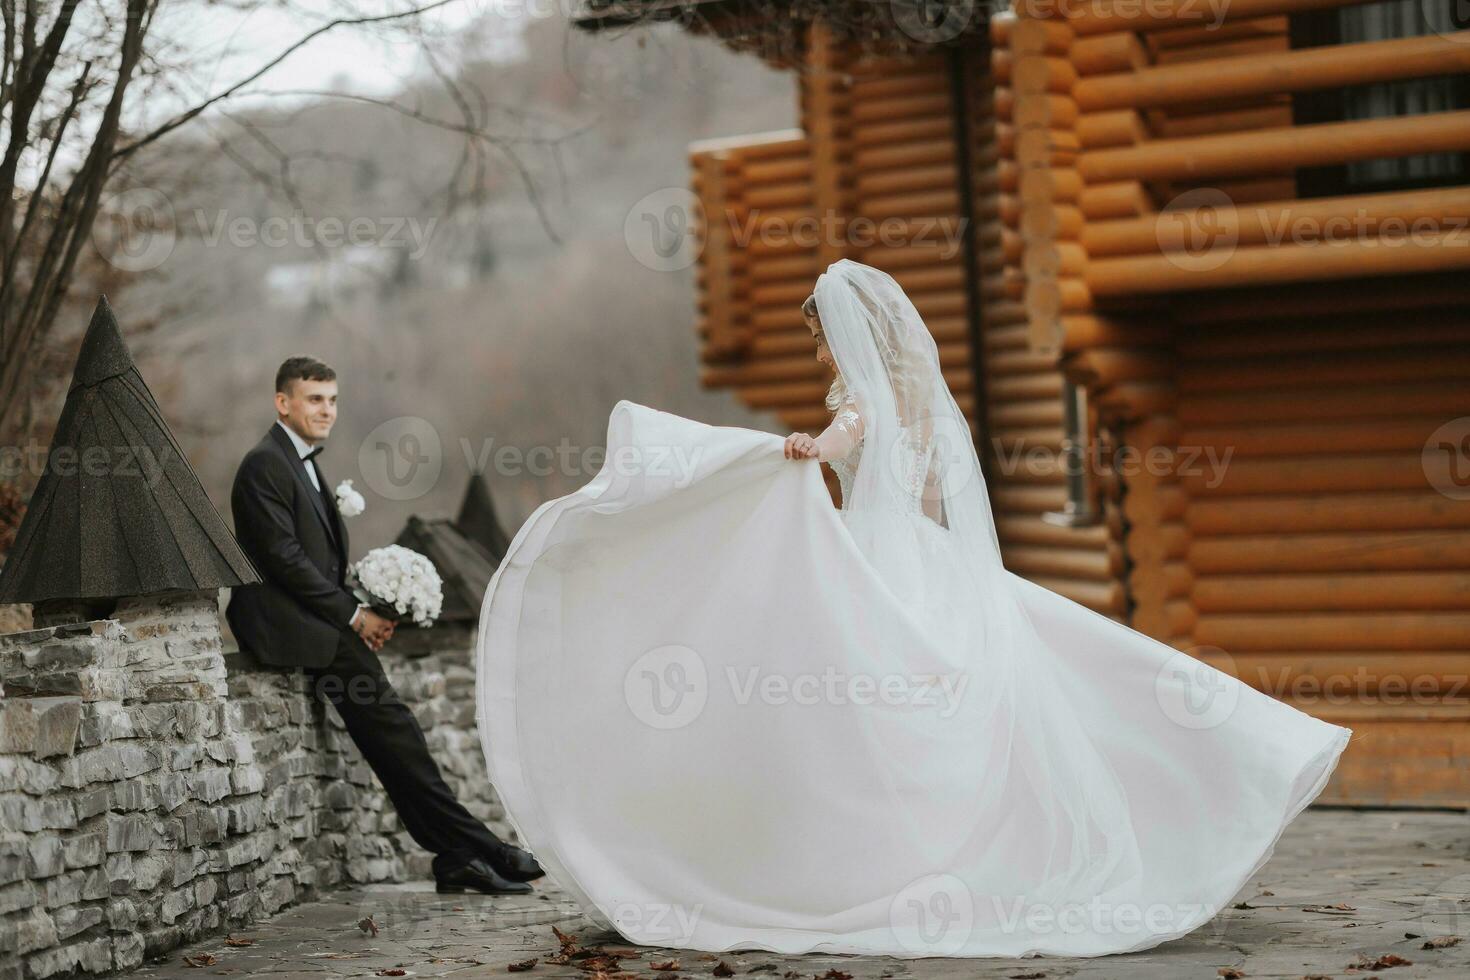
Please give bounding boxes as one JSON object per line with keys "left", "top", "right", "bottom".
{"left": 0, "top": 0, "right": 574, "bottom": 436}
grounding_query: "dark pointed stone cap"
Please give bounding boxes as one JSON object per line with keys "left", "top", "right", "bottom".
{"left": 70, "top": 295, "right": 136, "bottom": 389}
{"left": 454, "top": 470, "right": 510, "bottom": 561}
{"left": 394, "top": 515, "right": 496, "bottom": 624}
{"left": 0, "top": 296, "right": 261, "bottom": 604}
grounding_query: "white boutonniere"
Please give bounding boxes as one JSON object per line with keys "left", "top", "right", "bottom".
{"left": 335, "top": 478, "right": 365, "bottom": 517}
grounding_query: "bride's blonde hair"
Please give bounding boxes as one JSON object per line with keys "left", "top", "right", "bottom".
{"left": 804, "top": 293, "right": 849, "bottom": 413}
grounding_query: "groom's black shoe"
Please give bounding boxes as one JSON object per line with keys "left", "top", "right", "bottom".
{"left": 486, "top": 841, "right": 545, "bottom": 883}
{"left": 435, "top": 856, "right": 533, "bottom": 895}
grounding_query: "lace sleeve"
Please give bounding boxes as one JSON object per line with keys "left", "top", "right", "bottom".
{"left": 815, "top": 396, "right": 865, "bottom": 461}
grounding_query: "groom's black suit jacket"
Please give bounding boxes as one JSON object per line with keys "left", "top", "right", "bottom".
{"left": 226, "top": 423, "right": 356, "bottom": 669}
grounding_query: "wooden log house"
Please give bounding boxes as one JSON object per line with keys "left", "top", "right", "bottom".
{"left": 576, "top": 0, "right": 1470, "bottom": 806}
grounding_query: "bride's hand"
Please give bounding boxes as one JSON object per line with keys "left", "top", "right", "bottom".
{"left": 784, "top": 432, "right": 819, "bottom": 460}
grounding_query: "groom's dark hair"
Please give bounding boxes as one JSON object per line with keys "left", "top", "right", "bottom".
{"left": 276, "top": 356, "right": 336, "bottom": 394}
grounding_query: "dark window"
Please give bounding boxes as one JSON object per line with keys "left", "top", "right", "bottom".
{"left": 1290, "top": 0, "right": 1469, "bottom": 197}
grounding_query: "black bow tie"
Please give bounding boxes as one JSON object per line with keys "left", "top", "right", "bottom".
{"left": 304, "top": 446, "right": 323, "bottom": 461}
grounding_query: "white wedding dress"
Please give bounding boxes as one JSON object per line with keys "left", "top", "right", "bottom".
{"left": 475, "top": 261, "right": 1351, "bottom": 959}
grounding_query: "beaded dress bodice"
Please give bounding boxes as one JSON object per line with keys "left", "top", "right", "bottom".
{"left": 824, "top": 396, "right": 945, "bottom": 527}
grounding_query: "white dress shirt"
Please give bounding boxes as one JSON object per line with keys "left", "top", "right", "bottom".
{"left": 276, "top": 419, "right": 363, "bottom": 629}
{"left": 276, "top": 419, "right": 322, "bottom": 491}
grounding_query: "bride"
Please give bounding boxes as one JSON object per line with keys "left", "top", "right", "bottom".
{"left": 474, "top": 258, "right": 1352, "bottom": 958}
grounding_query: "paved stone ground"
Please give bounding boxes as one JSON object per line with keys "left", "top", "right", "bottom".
{"left": 132, "top": 809, "right": 1470, "bottom": 980}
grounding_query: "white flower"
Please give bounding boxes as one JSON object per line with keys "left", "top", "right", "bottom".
{"left": 335, "top": 479, "right": 365, "bottom": 517}
{"left": 349, "top": 544, "right": 443, "bottom": 627}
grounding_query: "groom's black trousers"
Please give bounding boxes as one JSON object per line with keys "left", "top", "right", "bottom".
{"left": 307, "top": 627, "right": 503, "bottom": 875}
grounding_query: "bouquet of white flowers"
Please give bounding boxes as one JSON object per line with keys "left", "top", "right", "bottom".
{"left": 349, "top": 544, "right": 443, "bottom": 627}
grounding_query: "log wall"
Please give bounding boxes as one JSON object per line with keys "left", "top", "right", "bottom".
{"left": 995, "top": 0, "right": 1470, "bottom": 805}
{"left": 1170, "top": 277, "right": 1470, "bottom": 806}
{"left": 685, "top": 1, "right": 1469, "bottom": 804}
{"left": 689, "top": 22, "right": 1124, "bottom": 617}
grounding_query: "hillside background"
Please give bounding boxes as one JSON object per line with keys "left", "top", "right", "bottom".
{"left": 43, "top": 9, "right": 797, "bottom": 556}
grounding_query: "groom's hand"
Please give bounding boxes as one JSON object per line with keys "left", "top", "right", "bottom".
{"left": 354, "top": 609, "right": 395, "bottom": 651}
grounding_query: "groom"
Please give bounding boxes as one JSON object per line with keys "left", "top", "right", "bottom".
{"left": 226, "top": 355, "right": 542, "bottom": 894}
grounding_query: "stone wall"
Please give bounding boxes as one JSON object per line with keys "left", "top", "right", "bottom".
{"left": 0, "top": 591, "right": 509, "bottom": 980}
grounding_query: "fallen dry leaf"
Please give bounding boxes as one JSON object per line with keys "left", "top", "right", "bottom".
{"left": 712, "top": 962, "right": 735, "bottom": 977}
{"left": 359, "top": 916, "right": 379, "bottom": 937}
{"left": 651, "top": 962, "right": 680, "bottom": 972}
{"left": 1218, "top": 969, "right": 1244, "bottom": 979}
{"left": 1422, "top": 935, "right": 1461, "bottom": 949}
{"left": 182, "top": 954, "right": 217, "bottom": 969}
{"left": 377, "top": 971, "right": 408, "bottom": 978}
{"left": 1369, "top": 953, "right": 1412, "bottom": 969}
{"left": 508, "top": 958, "right": 539, "bottom": 972}
{"left": 1345, "top": 951, "right": 1412, "bottom": 971}
{"left": 223, "top": 936, "right": 253, "bottom": 948}
{"left": 1301, "top": 903, "right": 1356, "bottom": 915}
{"left": 577, "top": 956, "right": 626, "bottom": 973}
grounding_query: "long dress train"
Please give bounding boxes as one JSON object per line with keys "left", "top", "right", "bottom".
{"left": 475, "top": 399, "right": 1351, "bottom": 959}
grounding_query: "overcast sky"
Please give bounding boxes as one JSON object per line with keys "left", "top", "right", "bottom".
{"left": 142, "top": 0, "right": 532, "bottom": 122}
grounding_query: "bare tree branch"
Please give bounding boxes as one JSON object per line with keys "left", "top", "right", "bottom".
{"left": 112, "top": 0, "right": 464, "bottom": 162}
{"left": 2, "top": 1, "right": 18, "bottom": 112}
{"left": 0, "top": 0, "right": 82, "bottom": 278}
{"left": 0, "top": 0, "right": 588, "bottom": 439}
{"left": 421, "top": 41, "right": 478, "bottom": 222}
{"left": 2, "top": 59, "right": 92, "bottom": 326}
{"left": 214, "top": 108, "right": 309, "bottom": 214}
{"left": 0, "top": 0, "right": 153, "bottom": 423}
{"left": 234, "top": 88, "right": 587, "bottom": 146}
{"left": 181, "top": 86, "right": 591, "bottom": 245}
